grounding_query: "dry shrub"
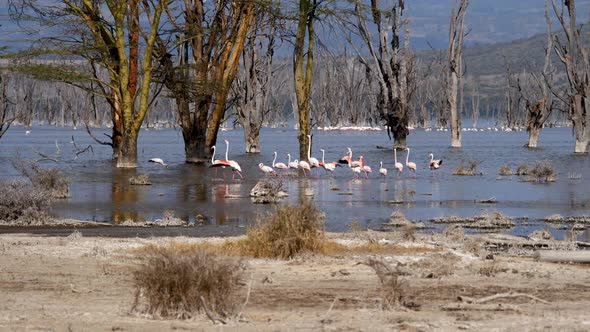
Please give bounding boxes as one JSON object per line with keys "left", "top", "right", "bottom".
{"left": 443, "top": 224, "right": 465, "bottom": 242}
{"left": 401, "top": 225, "right": 417, "bottom": 242}
{"left": 132, "top": 243, "right": 246, "bottom": 319}
{"left": 250, "top": 179, "right": 287, "bottom": 204}
{"left": 347, "top": 220, "right": 362, "bottom": 233}
{"left": 234, "top": 201, "right": 325, "bottom": 259}
{"left": 363, "top": 258, "right": 407, "bottom": 310}
{"left": 129, "top": 174, "right": 151, "bottom": 185}
{"left": 498, "top": 165, "right": 513, "bottom": 176}
{"left": 11, "top": 157, "right": 69, "bottom": 198}
{"left": 411, "top": 252, "right": 460, "bottom": 278}
{"left": 516, "top": 164, "right": 530, "bottom": 176}
{"left": 452, "top": 159, "right": 482, "bottom": 176}
{"left": 478, "top": 261, "right": 507, "bottom": 277}
{"left": 527, "top": 160, "right": 556, "bottom": 182}
{"left": 0, "top": 181, "right": 53, "bottom": 225}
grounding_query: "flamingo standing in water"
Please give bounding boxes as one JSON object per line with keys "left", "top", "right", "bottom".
{"left": 428, "top": 153, "right": 443, "bottom": 177}
{"left": 361, "top": 157, "right": 372, "bottom": 178}
{"left": 340, "top": 147, "right": 363, "bottom": 178}
{"left": 394, "top": 148, "right": 404, "bottom": 176}
{"left": 320, "top": 149, "right": 340, "bottom": 175}
{"left": 299, "top": 159, "right": 311, "bottom": 177}
{"left": 272, "top": 151, "right": 289, "bottom": 175}
{"left": 224, "top": 140, "right": 243, "bottom": 179}
{"left": 209, "top": 145, "right": 230, "bottom": 178}
{"left": 258, "top": 163, "right": 276, "bottom": 176}
{"left": 287, "top": 153, "right": 299, "bottom": 170}
{"left": 404, "top": 147, "right": 417, "bottom": 178}
{"left": 379, "top": 161, "right": 387, "bottom": 177}
{"left": 306, "top": 134, "right": 320, "bottom": 174}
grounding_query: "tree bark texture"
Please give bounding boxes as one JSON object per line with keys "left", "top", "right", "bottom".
{"left": 447, "top": 0, "right": 468, "bottom": 148}
{"left": 294, "top": 0, "right": 316, "bottom": 161}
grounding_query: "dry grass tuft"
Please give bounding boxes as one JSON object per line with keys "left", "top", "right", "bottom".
{"left": 443, "top": 224, "right": 465, "bottom": 242}
{"left": 0, "top": 181, "right": 53, "bottom": 225}
{"left": 11, "top": 157, "right": 69, "bottom": 198}
{"left": 232, "top": 201, "right": 325, "bottom": 259}
{"left": 401, "top": 225, "right": 417, "bottom": 242}
{"left": 516, "top": 164, "right": 530, "bottom": 176}
{"left": 498, "top": 165, "right": 513, "bottom": 176}
{"left": 452, "top": 159, "right": 482, "bottom": 176}
{"left": 250, "top": 179, "right": 287, "bottom": 204}
{"left": 129, "top": 174, "right": 152, "bottom": 185}
{"left": 526, "top": 160, "right": 556, "bottom": 182}
{"left": 132, "top": 243, "right": 246, "bottom": 320}
{"left": 347, "top": 220, "right": 363, "bottom": 233}
{"left": 362, "top": 258, "right": 407, "bottom": 310}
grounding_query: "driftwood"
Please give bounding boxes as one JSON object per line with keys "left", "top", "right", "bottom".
{"left": 533, "top": 250, "right": 590, "bottom": 263}
{"left": 458, "top": 291, "right": 550, "bottom": 305}
{"left": 442, "top": 303, "right": 520, "bottom": 312}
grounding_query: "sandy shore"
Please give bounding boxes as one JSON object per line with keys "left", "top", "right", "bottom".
{"left": 1, "top": 229, "right": 589, "bottom": 331}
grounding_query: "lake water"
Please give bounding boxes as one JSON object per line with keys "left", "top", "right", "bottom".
{"left": 1, "top": 125, "right": 589, "bottom": 241}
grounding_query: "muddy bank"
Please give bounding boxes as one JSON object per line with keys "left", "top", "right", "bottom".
{"left": 1, "top": 230, "right": 589, "bottom": 331}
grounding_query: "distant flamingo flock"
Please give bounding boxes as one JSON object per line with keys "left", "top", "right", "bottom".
{"left": 151, "top": 136, "right": 443, "bottom": 179}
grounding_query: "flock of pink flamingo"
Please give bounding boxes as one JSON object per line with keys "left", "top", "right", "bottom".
{"left": 205, "top": 135, "right": 443, "bottom": 180}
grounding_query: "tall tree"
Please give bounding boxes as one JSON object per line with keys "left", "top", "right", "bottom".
{"left": 354, "top": 0, "right": 412, "bottom": 148}
{"left": 550, "top": 0, "right": 590, "bottom": 153}
{"left": 234, "top": 6, "right": 280, "bottom": 153}
{"left": 447, "top": 0, "right": 468, "bottom": 148}
{"left": 155, "top": 0, "right": 255, "bottom": 162}
{"left": 10, "top": 0, "right": 168, "bottom": 166}
{"left": 293, "top": 0, "right": 317, "bottom": 161}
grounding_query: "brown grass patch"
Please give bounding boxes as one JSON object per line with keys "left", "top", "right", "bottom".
{"left": 132, "top": 242, "right": 246, "bottom": 320}
{"left": 498, "top": 165, "right": 513, "bottom": 176}
{"left": 527, "top": 160, "right": 556, "bottom": 182}
{"left": 0, "top": 180, "right": 53, "bottom": 225}
{"left": 11, "top": 157, "right": 69, "bottom": 198}
{"left": 129, "top": 174, "right": 151, "bottom": 185}
{"left": 452, "top": 159, "right": 482, "bottom": 176}
{"left": 516, "top": 164, "right": 530, "bottom": 176}
{"left": 230, "top": 202, "right": 325, "bottom": 259}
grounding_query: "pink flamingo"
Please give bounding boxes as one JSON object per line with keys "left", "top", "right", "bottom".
{"left": 404, "top": 147, "right": 417, "bottom": 177}
{"left": 394, "top": 148, "right": 404, "bottom": 176}
{"left": 224, "top": 140, "right": 243, "bottom": 179}
{"left": 359, "top": 156, "right": 372, "bottom": 178}
{"left": 320, "top": 149, "right": 340, "bottom": 175}
{"left": 379, "top": 161, "right": 387, "bottom": 177}
{"left": 299, "top": 159, "right": 311, "bottom": 177}
{"left": 287, "top": 153, "right": 299, "bottom": 169}
{"left": 209, "top": 145, "right": 230, "bottom": 178}
{"left": 272, "top": 151, "right": 288, "bottom": 175}
{"left": 428, "top": 153, "right": 443, "bottom": 177}
{"left": 258, "top": 163, "right": 276, "bottom": 176}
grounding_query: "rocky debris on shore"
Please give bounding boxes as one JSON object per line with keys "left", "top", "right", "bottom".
{"left": 250, "top": 179, "right": 288, "bottom": 204}
{"left": 431, "top": 211, "right": 517, "bottom": 229}
{"left": 383, "top": 210, "right": 426, "bottom": 229}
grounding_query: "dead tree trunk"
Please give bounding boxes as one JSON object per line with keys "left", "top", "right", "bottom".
{"left": 447, "top": 0, "right": 468, "bottom": 148}
{"left": 235, "top": 14, "right": 276, "bottom": 153}
{"left": 525, "top": 1, "right": 555, "bottom": 148}
{"left": 354, "top": 0, "right": 412, "bottom": 149}
{"left": 551, "top": 0, "right": 590, "bottom": 153}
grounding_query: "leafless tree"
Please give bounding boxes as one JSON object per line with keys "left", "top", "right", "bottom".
{"left": 233, "top": 7, "right": 281, "bottom": 153}
{"left": 447, "top": 0, "right": 468, "bottom": 148}
{"left": 353, "top": 0, "right": 412, "bottom": 148}
{"left": 550, "top": 0, "right": 590, "bottom": 153}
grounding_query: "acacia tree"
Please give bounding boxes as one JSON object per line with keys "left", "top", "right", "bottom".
{"left": 447, "top": 0, "right": 468, "bottom": 148}
{"left": 550, "top": 0, "right": 590, "bottom": 153}
{"left": 11, "top": 0, "right": 167, "bottom": 166}
{"left": 155, "top": 0, "right": 255, "bottom": 162}
{"left": 353, "top": 0, "right": 412, "bottom": 148}
{"left": 293, "top": 0, "right": 318, "bottom": 161}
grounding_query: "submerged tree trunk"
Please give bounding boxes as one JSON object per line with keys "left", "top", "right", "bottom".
{"left": 572, "top": 94, "right": 590, "bottom": 153}
{"left": 447, "top": 0, "right": 468, "bottom": 148}
{"left": 244, "top": 123, "right": 261, "bottom": 153}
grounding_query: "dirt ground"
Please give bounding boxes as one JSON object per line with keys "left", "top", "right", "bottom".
{"left": 1, "top": 228, "right": 589, "bottom": 331}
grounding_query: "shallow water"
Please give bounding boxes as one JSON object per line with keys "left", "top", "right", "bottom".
{"left": 1, "top": 125, "right": 589, "bottom": 241}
